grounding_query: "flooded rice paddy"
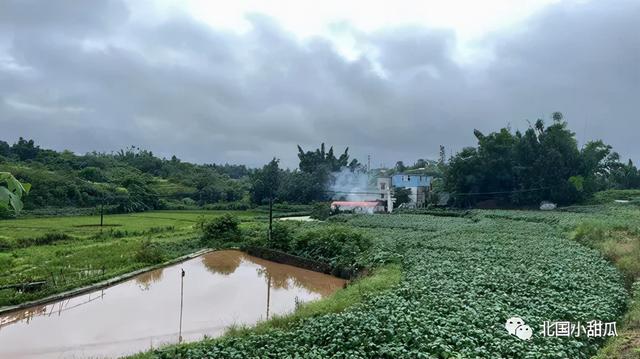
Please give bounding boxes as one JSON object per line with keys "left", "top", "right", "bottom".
{"left": 0, "top": 250, "right": 346, "bottom": 359}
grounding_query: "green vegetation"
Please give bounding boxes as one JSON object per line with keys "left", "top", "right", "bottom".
{"left": 0, "top": 210, "right": 262, "bottom": 307}
{"left": 310, "top": 202, "right": 331, "bottom": 220}
{"left": 2, "top": 129, "right": 640, "bottom": 357}
{"left": 0, "top": 139, "right": 367, "bottom": 217}
{"left": 563, "top": 190, "right": 640, "bottom": 358}
{"left": 199, "top": 217, "right": 372, "bottom": 273}
{"left": 445, "top": 113, "right": 640, "bottom": 207}
{"left": 289, "top": 226, "right": 371, "bottom": 269}
{"left": 0, "top": 138, "right": 250, "bottom": 216}
{"left": 587, "top": 189, "right": 640, "bottom": 205}
{"left": 136, "top": 204, "right": 633, "bottom": 358}
{"left": 250, "top": 143, "right": 363, "bottom": 205}
{"left": 199, "top": 213, "right": 242, "bottom": 242}
{"left": 243, "top": 264, "right": 401, "bottom": 333}
{"left": 0, "top": 172, "right": 30, "bottom": 215}
{"left": 596, "top": 283, "right": 640, "bottom": 359}
{"left": 134, "top": 238, "right": 166, "bottom": 264}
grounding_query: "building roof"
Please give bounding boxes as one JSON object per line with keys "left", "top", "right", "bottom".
{"left": 331, "top": 201, "right": 382, "bottom": 207}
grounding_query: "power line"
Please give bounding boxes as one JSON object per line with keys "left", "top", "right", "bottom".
{"left": 450, "top": 186, "right": 557, "bottom": 197}
{"left": 323, "top": 190, "right": 385, "bottom": 195}
{"left": 324, "top": 186, "right": 559, "bottom": 197}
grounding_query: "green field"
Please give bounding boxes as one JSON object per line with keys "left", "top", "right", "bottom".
{"left": 0, "top": 210, "right": 265, "bottom": 307}
{"left": 2, "top": 203, "right": 639, "bottom": 358}
{"left": 134, "top": 202, "right": 639, "bottom": 359}
{"left": 0, "top": 210, "right": 260, "bottom": 240}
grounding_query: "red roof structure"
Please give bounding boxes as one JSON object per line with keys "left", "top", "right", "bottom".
{"left": 331, "top": 201, "right": 381, "bottom": 208}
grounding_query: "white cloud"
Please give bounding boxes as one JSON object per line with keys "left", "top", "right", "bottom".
{"left": 0, "top": 0, "right": 638, "bottom": 168}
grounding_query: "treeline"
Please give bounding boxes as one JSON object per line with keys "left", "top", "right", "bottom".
{"left": 0, "top": 138, "right": 250, "bottom": 215}
{"left": 0, "top": 138, "right": 361, "bottom": 216}
{"left": 3, "top": 111, "right": 638, "bottom": 214}
{"left": 444, "top": 113, "right": 640, "bottom": 207}
{"left": 250, "top": 144, "right": 363, "bottom": 204}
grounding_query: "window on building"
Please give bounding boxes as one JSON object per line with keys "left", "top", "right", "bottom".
{"left": 381, "top": 183, "right": 386, "bottom": 190}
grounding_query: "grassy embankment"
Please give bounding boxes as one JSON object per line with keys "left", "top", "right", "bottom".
{"left": 0, "top": 210, "right": 263, "bottom": 307}
{"left": 568, "top": 190, "right": 640, "bottom": 359}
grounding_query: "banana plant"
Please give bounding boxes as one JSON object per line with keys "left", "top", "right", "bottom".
{"left": 0, "top": 172, "right": 31, "bottom": 214}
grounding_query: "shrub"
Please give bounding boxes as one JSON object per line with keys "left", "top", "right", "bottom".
{"left": 0, "top": 205, "right": 14, "bottom": 219}
{"left": 0, "top": 237, "right": 16, "bottom": 251}
{"left": 134, "top": 239, "right": 165, "bottom": 264}
{"left": 109, "top": 229, "right": 128, "bottom": 238}
{"left": 293, "top": 226, "right": 371, "bottom": 267}
{"left": 33, "top": 232, "right": 72, "bottom": 245}
{"left": 572, "top": 222, "right": 606, "bottom": 244}
{"left": 310, "top": 202, "right": 331, "bottom": 220}
{"left": 182, "top": 197, "right": 197, "bottom": 206}
{"left": 201, "top": 214, "right": 241, "bottom": 242}
{"left": 202, "top": 202, "right": 252, "bottom": 211}
{"left": 269, "top": 221, "right": 294, "bottom": 251}
{"left": 16, "top": 232, "right": 72, "bottom": 247}
{"left": 241, "top": 223, "right": 268, "bottom": 247}
{"left": 145, "top": 226, "right": 175, "bottom": 234}
{"left": 78, "top": 166, "right": 107, "bottom": 182}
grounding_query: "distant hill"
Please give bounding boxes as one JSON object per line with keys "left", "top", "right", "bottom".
{"left": 0, "top": 138, "right": 251, "bottom": 216}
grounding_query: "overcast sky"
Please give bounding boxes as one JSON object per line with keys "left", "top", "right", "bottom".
{"left": 0, "top": 0, "right": 638, "bottom": 168}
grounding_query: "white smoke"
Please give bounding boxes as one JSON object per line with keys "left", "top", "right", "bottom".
{"left": 328, "top": 168, "right": 379, "bottom": 201}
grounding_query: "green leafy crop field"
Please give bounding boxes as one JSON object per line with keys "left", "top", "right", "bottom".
{"left": 142, "top": 206, "right": 636, "bottom": 359}
{"left": 2, "top": 203, "right": 638, "bottom": 358}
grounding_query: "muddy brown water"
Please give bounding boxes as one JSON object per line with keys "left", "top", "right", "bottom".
{"left": 0, "top": 250, "right": 346, "bottom": 359}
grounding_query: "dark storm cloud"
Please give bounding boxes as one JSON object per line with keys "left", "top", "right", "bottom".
{"left": 0, "top": 0, "right": 638, "bottom": 167}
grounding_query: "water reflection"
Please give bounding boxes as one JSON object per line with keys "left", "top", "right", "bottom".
{"left": 0, "top": 250, "right": 346, "bottom": 359}
{"left": 135, "top": 268, "right": 164, "bottom": 290}
{"left": 203, "top": 250, "right": 345, "bottom": 297}
{"left": 201, "top": 250, "right": 242, "bottom": 275}
{"left": 0, "top": 305, "right": 47, "bottom": 329}
{"left": 251, "top": 255, "right": 343, "bottom": 296}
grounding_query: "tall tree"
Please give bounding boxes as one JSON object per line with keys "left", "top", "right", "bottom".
{"left": 11, "top": 137, "right": 40, "bottom": 161}
{"left": 445, "top": 113, "right": 615, "bottom": 206}
{"left": 250, "top": 158, "right": 280, "bottom": 204}
{"left": 297, "top": 143, "right": 352, "bottom": 173}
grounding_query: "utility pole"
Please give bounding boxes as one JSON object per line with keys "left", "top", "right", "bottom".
{"left": 268, "top": 197, "right": 273, "bottom": 243}
{"left": 367, "top": 154, "right": 371, "bottom": 172}
{"left": 100, "top": 197, "right": 104, "bottom": 227}
{"left": 179, "top": 268, "right": 185, "bottom": 343}
{"left": 266, "top": 274, "right": 272, "bottom": 320}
